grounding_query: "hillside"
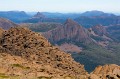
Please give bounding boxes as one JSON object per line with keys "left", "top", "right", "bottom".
{"left": 0, "top": 27, "right": 87, "bottom": 79}
{"left": 107, "top": 24, "right": 120, "bottom": 42}
{"left": 23, "top": 22, "right": 62, "bottom": 32}
{"left": 23, "top": 11, "right": 120, "bottom": 28}
{"left": 0, "top": 18, "right": 18, "bottom": 29}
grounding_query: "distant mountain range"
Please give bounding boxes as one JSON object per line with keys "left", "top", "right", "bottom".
{"left": 80, "top": 10, "right": 116, "bottom": 17}
{"left": 75, "top": 16, "right": 120, "bottom": 28}
{"left": 0, "top": 10, "right": 120, "bottom": 27}
{"left": 0, "top": 11, "right": 30, "bottom": 23}
{"left": 24, "top": 11, "right": 120, "bottom": 28}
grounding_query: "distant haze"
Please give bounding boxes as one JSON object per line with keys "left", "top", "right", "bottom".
{"left": 0, "top": 0, "right": 120, "bottom": 13}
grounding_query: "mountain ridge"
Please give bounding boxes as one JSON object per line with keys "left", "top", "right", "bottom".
{"left": 43, "top": 19, "right": 93, "bottom": 44}
{"left": 0, "top": 17, "right": 18, "bottom": 29}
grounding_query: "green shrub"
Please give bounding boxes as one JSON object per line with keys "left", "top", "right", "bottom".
{"left": 12, "top": 64, "right": 30, "bottom": 69}
{"left": 37, "top": 76, "right": 52, "bottom": 79}
{"left": 0, "top": 73, "right": 9, "bottom": 78}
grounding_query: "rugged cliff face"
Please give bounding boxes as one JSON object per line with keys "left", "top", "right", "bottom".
{"left": 91, "top": 24, "right": 108, "bottom": 36}
{"left": 43, "top": 19, "right": 92, "bottom": 44}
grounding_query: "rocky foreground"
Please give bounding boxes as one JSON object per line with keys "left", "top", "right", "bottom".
{"left": 0, "top": 27, "right": 120, "bottom": 79}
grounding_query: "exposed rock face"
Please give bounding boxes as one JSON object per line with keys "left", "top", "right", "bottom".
{"left": 88, "top": 25, "right": 113, "bottom": 46}
{"left": 89, "top": 64, "right": 120, "bottom": 79}
{"left": 0, "top": 27, "right": 87, "bottom": 78}
{"left": 91, "top": 24, "right": 108, "bottom": 36}
{"left": 0, "top": 18, "right": 18, "bottom": 30}
{"left": 43, "top": 19, "right": 92, "bottom": 44}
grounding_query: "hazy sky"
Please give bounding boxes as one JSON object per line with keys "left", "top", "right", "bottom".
{"left": 0, "top": 0, "right": 120, "bottom": 13}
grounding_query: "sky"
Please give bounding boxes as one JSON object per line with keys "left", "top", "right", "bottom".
{"left": 0, "top": 0, "right": 120, "bottom": 13}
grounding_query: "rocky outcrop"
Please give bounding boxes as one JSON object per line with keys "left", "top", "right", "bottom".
{"left": 89, "top": 64, "right": 120, "bottom": 79}
{"left": 0, "top": 27, "right": 87, "bottom": 78}
{"left": 88, "top": 25, "right": 113, "bottom": 46}
{"left": 91, "top": 24, "right": 108, "bottom": 36}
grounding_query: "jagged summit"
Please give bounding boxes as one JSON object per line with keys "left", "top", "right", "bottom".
{"left": 33, "top": 12, "right": 46, "bottom": 18}
{"left": 43, "top": 19, "right": 92, "bottom": 44}
{"left": 64, "top": 18, "right": 79, "bottom": 26}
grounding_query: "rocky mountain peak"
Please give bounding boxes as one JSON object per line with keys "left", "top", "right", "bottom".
{"left": 0, "top": 27, "right": 51, "bottom": 56}
{"left": 43, "top": 19, "right": 92, "bottom": 45}
{"left": 65, "top": 18, "right": 80, "bottom": 26}
{"left": 33, "top": 12, "right": 46, "bottom": 18}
